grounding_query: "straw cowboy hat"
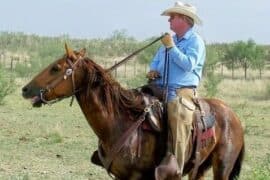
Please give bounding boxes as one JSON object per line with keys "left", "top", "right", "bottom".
{"left": 161, "top": 1, "right": 202, "bottom": 25}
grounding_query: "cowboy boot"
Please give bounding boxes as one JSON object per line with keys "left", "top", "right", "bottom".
{"left": 155, "top": 153, "right": 182, "bottom": 180}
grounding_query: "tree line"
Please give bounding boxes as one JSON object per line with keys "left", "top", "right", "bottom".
{"left": 0, "top": 30, "right": 269, "bottom": 79}
{"left": 0, "top": 30, "right": 269, "bottom": 103}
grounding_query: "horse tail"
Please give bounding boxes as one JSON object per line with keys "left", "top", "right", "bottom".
{"left": 229, "top": 144, "right": 245, "bottom": 180}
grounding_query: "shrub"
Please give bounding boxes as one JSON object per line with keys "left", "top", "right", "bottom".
{"left": 0, "top": 67, "right": 15, "bottom": 104}
{"left": 14, "top": 62, "right": 32, "bottom": 78}
{"left": 203, "top": 71, "right": 222, "bottom": 97}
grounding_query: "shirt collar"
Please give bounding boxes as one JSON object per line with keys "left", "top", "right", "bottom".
{"left": 173, "top": 27, "right": 194, "bottom": 43}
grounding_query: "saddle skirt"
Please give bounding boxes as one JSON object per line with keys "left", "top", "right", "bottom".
{"left": 192, "top": 98, "right": 216, "bottom": 149}
{"left": 140, "top": 90, "right": 215, "bottom": 136}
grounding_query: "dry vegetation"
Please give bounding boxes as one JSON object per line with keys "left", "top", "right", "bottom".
{"left": 0, "top": 68, "right": 269, "bottom": 179}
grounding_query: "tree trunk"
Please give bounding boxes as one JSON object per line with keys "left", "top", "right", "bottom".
{"left": 232, "top": 61, "right": 234, "bottom": 79}
{"left": 221, "top": 63, "right": 224, "bottom": 77}
{"left": 244, "top": 61, "right": 247, "bottom": 80}
{"left": 10, "top": 58, "right": 14, "bottom": 70}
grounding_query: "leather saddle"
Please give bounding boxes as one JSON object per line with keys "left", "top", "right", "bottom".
{"left": 140, "top": 84, "right": 216, "bottom": 133}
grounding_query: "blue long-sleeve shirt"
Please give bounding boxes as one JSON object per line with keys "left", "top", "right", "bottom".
{"left": 150, "top": 28, "right": 206, "bottom": 101}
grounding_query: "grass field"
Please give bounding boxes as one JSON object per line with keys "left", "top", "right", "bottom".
{"left": 0, "top": 74, "right": 269, "bottom": 179}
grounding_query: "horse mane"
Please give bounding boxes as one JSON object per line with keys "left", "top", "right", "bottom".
{"left": 82, "top": 57, "right": 145, "bottom": 117}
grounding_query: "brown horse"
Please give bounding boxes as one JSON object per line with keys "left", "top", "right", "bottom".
{"left": 22, "top": 45, "right": 244, "bottom": 180}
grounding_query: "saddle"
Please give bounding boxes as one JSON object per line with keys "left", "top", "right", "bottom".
{"left": 140, "top": 84, "right": 216, "bottom": 138}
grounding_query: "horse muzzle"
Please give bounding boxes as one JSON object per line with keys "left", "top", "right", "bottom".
{"left": 22, "top": 85, "right": 45, "bottom": 107}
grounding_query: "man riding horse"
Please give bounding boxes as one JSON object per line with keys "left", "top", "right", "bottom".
{"left": 146, "top": 1, "right": 206, "bottom": 178}
{"left": 21, "top": 1, "right": 245, "bottom": 179}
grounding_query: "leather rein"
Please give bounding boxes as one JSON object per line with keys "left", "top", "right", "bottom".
{"left": 39, "top": 34, "right": 164, "bottom": 106}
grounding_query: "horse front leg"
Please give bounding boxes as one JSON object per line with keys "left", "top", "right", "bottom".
{"left": 188, "top": 154, "right": 212, "bottom": 180}
{"left": 188, "top": 171, "right": 206, "bottom": 180}
{"left": 129, "top": 171, "right": 143, "bottom": 180}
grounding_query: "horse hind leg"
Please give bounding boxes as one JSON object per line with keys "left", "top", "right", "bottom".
{"left": 212, "top": 144, "right": 244, "bottom": 180}
{"left": 229, "top": 144, "right": 245, "bottom": 180}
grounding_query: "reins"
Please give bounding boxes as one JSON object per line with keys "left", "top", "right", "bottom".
{"left": 40, "top": 34, "right": 164, "bottom": 106}
{"left": 107, "top": 34, "right": 164, "bottom": 72}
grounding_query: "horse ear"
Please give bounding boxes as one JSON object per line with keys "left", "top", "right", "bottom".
{"left": 79, "top": 48, "right": 86, "bottom": 57}
{"left": 64, "top": 43, "right": 76, "bottom": 59}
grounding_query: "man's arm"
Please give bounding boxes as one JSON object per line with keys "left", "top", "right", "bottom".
{"left": 169, "top": 39, "right": 205, "bottom": 72}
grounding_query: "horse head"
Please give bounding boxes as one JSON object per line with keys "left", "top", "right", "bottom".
{"left": 22, "top": 44, "right": 87, "bottom": 107}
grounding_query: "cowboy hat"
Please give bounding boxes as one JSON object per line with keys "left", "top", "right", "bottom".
{"left": 161, "top": 1, "right": 202, "bottom": 25}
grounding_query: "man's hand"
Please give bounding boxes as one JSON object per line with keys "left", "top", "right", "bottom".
{"left": 146, "top": 70, "right": 161, "bottom": 80}
{"left": 161, "top": 33, "right": 174, "bottom": 48}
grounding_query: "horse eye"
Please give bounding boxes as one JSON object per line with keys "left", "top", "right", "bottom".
{"left": 50, "top": 64, "right": 61, "bottom": 74}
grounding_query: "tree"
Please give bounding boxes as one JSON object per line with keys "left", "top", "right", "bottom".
{"left": 223, "top": 39, "right": 267, "bottom": 79}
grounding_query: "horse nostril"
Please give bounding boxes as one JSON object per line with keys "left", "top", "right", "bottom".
{"left": 22, "top": 86, "right": 29, "bottom": 96}
{"left": 22, "top": 87, "right": 28, "bottom": 92}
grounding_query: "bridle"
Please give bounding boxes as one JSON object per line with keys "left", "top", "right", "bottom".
{"left": 40, "top": 57, "right": 83, "bottom": 106}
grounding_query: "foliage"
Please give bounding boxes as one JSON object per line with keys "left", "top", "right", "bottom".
{"left": 223, "top": 39, "right": 266, "bottom": 70}
{"left": 137, "top": 36, "right": 161, "bottom": 64}
{"left": 0, "top": 31, "right": 269, "bottom": 79}
{"left": 203, "top": 71, "right": 222, "bottom": 97}
{"left": 119, "top": 73, "right": 148, "bottom": 88}
{"left": 0, "top": 67, "right": 15, "bottom": 105}
{"left": 14, "top": 62, "right": 33, "bottom": 78}
{"left": 205, "top": 44, "right": 222, "bottom": 68}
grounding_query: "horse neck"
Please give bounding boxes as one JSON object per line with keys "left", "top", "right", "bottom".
{"left": 75, "top": 86, "right": 121, "bottom": 144}
{"left": 73, "top": 63, "right": 128, "bottom": 144}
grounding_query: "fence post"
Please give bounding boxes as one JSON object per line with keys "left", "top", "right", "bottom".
{"left": 10, "top": 57, "right": 14, "bottom": 70}
{"left": 244, "top": 61, "right": 247, "bottom": 80}
{"left": 114, "top": 61, "right": 117, "bottom": 78}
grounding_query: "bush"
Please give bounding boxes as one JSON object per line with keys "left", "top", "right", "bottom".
{"left": 14, "top": 63, "right": 33, "bottom": 78}
{"left": 203, "top": 71, "right": 222, "bottom": 97}
{"left": 119, "top": 73, "right": 148, "bottom": 89}
{"left": 0, "top": 68, "right": 15, "bottom": 104}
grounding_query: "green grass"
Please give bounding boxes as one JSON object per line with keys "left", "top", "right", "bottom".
{"left": 0, "top": 75, "right": 269, "bottom": 179}
{"left": 0, "top": 85, "right": 109, "bottom": 179}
